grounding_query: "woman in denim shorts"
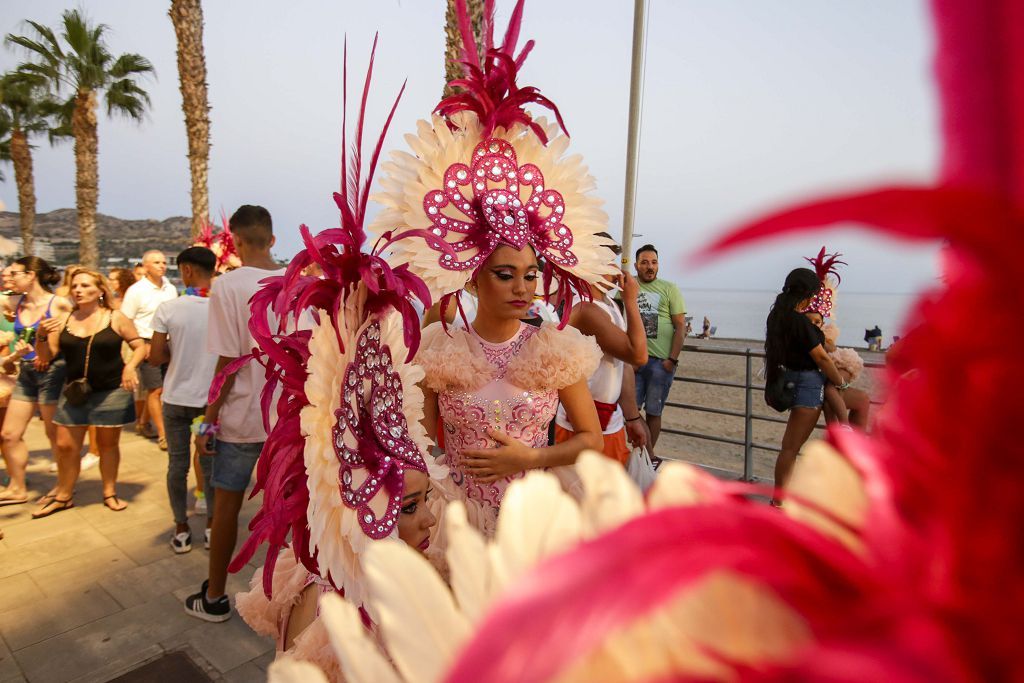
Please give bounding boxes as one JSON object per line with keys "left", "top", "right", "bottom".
{"left": 0, "top": 257, "right": 72, "bottom": 506}
{"left": 764, "top": 268, "right": 849, "bottom": 506}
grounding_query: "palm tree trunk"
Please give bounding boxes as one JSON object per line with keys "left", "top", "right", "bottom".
{"left": 169, "top": 0, "right": 210, "bottom": 239}
{"left": 9, "top": 128, "right": 35, "bottom": 256}
{"left": 443, "top": 0, "right": 486, "bottom": 99}
{"left": 72, "top": 89, "right": 99, "bottom": 268}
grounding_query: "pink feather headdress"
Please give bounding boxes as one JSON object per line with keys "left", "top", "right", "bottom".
{"left": 192, "top": 211, "right": 241, "bottom": 273}
{"left": 215, "top": 38, "right": 441, "bottom": 600}
{"left": 368, "top": 0, "right": 617, "bottom": 328}
{"left": 802, "top": 246, "right": 846, "bottom": 318}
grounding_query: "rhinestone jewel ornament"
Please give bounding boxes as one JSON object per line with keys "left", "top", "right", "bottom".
{"left": 422, "top": 138, "right": 579, "bottom": 272}
{"left": 331, "top": 321, "right": 426, "bottom": 539}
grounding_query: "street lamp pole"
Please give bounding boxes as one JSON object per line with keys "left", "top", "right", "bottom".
{"left": 621, "top": 0, "right": 648, "bottom": 269}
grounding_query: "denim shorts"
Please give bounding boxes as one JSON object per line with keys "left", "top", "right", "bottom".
{"left": 210, "top": 440, "right": 264, "bottom": 492}
{"left": 12, "top": 358, "right": 67, "bottom": 405}
{"left": 138, "top": 362, "right": 164, "bottom": 391}
{"left": 784, "top": 369, "right": 825, "bottom": 409}
{"left": 635, "top": 356, "right": 675, "bottom": 417}
{"left": 54, "top": 387, "right": 136, "bottom": 427}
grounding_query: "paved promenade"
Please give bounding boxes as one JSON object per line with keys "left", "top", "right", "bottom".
{"left": 0, "top": 421, "right": 273, "bottom": 682}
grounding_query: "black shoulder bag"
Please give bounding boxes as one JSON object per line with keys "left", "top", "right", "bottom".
{"left": 764, "top": 365, "right": 796, "bottom": 412}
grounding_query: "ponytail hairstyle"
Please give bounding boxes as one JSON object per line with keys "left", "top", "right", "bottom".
{"left": 14, "top": 256, "right": 61, "bottom": 291}
{"left": 764, "top": 268, "right": 822, "bottom": 384}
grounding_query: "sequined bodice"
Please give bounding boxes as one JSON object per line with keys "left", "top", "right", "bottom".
{"left": 438, "top": 323, "right": 558, "bottom": 510}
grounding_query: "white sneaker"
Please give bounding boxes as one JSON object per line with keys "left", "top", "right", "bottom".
{"left": 204, "top": 528, "right": 211, "bottom": 550}
{"left": 80, "top": 453, "right": 100, "bottom": 471}
{"left": 171, "top": 530, "right": 193, "bottom": 554}
{"left": 194, "top": 495, "right": 207, "bottom": 514}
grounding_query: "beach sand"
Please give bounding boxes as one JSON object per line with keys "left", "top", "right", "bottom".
{"left": 655, "top": 337, "right": 887, "bottom": 482}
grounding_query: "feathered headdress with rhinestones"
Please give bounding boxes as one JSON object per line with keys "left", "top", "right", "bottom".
{"left": 214, "top": 37, "right": 445, "bottom": 605}
{"left": 368, "top": 0, "right": 617, "bottom": 327}
{"left": 802, "top": 246, "right": 846, "bottom": 318}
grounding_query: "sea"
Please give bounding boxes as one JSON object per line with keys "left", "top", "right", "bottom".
{"left": 682, "top": 288, "right": 921, "bottom": 348}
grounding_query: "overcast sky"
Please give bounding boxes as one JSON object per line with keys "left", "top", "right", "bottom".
{"left": 0, "top": 0, "right": 941, "bottom": 293}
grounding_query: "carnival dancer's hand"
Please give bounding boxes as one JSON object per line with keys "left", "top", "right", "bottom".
{"left": 625, "top": 417, "right": 649, "bottom": 449}
{"left": 621, "top": 270, "right": 640, "bottom": 302}
{"left": 121, "top": 367, "right": 138, "bottom": 393}
{"left": 462, "top": 429, "right": 536, "bottom": 483}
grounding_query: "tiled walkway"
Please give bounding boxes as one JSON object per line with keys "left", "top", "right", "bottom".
{"left": 0, "top": 421, "right": 273, "bottom": 682}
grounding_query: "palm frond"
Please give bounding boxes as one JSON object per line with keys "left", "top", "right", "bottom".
{"left": 24, "top": 20, "right": 64, "bottom": 60}
{"left": 105, "top": 79, "right": 150, "bottom": 120}
{"left": 109, "top": 53, "right": 154, "bottom": 79}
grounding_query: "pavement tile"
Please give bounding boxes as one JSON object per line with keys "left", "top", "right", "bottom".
{"left": 107, "top": 520, "right": 179, "bottom": 566}
{"left": 28, "top": 546, "right": 136, "bottom": 598}
{"left": 251, "top": 650, "right": 276, "bottom": 671}
{"left": 99, "top": 551, "right": 208, "bottom": 609}
{"left": 0, "top": 508, "right": 89, "bottom": 549}
{"left": 221, "top": 660, "right": 266, "bottom": 683}
{"left": 175, "top": 616, "right": 273, "bottom": 674}
{"left": 65, "top": 645, "right": 163, "bottom": 683}
{"left": 0, "top": 575, "right": 44, "bottom": 615}
{"left": 12, "top": 593, "right": 197, "bottom": 683}
{"left": 0, "top": 527, "right": 111, "bottom": 581}
{"left": 0, "top": 634, "right": 25, "bottom": 683}
{"left": 0, "top": 585, "right": 120, "bottom": 650}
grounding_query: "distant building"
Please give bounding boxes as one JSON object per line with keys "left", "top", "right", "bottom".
{"left": 8, "top": 237, "right": 56, "bottom": 262}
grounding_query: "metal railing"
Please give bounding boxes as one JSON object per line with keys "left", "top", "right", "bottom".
{"left": 659, "top": 343, "right": 885, "bottom": 482}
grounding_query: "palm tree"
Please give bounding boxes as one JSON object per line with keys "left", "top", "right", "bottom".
{"left": 169, "top": 0, "right": 210, "bottom": 239}
{"left": 0, "top": 72, "right": 62, "bottom": 255}
{"left": 443, "top": 0, "right": 486, "bottom": 98}
{"left": 7, "top": 10, "right": 154, "bottom": 268}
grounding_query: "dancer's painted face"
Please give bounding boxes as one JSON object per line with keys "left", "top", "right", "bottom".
{"left": 396, "top": 469, "right": 436, "bottom": 554}
{"left": 472, "top": 245, "right": 540, "bottom": 320}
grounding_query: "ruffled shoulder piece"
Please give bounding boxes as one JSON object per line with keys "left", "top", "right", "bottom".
{"left": 415, "top": 321, "right": 495, "bottom": 392}
{"left": 235, "top": 552, "right": 312, "bottom": 639}
{"left": 506, "top": 322, "right": 601, "bottom": 391}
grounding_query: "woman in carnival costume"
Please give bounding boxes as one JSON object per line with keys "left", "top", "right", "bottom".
{"left": 370, "top": 0, "right": 613, "bottom": 535}
{"left": 272, "top": 0, "right": 1024, "bottom": 680}
{"left": 228, "top": 42, "right": 447, "bottom": 679}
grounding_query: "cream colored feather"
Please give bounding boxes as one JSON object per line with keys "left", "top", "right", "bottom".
{"left": 490, "top": 471, "right": 582, "bottom": 591}
{"left": 363, "top": 541, "right": 472, "bottom": 683}
{"left": 575, "top": 451, "right": 645, "bottom": 538}
{"left": 318, "top": 592, "right": 404, "bottom": 683}
{"left": 444, "top": 500, "right": 493, "bottom": 623}
{"left": 784, "top": 439, "right": 868, "bottom": 553}
{"left": 268, "top": 658, "right": 330, "bottom": 683}
{"left": 647, "top": 461, "right": 712, "bottom": 510}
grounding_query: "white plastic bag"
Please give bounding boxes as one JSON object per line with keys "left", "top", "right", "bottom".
{"left": 627, "top": 446, "right": 658, "bottom": 492}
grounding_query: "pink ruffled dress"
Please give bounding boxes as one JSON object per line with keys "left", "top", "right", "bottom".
{"left": 236, "top": 554, "right": 351, "bottom": 682}
{"left": 417, "top": 321, "right": 601, "bottom": 536}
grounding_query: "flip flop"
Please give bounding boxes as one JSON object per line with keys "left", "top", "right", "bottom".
{"left": 103, "top": 495, "right": 127, "bottom": 512}
{"left": 31, "top": 497, "right": 74, "bottom": 519}
{"left": 0, "top": 495, "right": 28, "bottom": 507}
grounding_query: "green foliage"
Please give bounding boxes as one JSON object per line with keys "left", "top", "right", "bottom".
{"left": 5, "top": 9, "right": 155, "bottom": 123}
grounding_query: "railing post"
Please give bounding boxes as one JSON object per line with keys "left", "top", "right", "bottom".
{"left": 743, "top": 348, "right": 754, "bottom": 481}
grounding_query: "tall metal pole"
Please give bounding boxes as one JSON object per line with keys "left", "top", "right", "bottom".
{"left": 620, "top": 0, "right": 647, "bottom": 269}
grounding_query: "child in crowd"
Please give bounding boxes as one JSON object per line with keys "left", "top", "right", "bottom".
{"left": 804, "top": 310, "right": 849, "bottom": 424}
{"left": 185, "top": 205, "right": 283, "bottom": 622}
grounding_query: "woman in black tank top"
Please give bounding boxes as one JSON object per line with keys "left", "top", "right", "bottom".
{"left": 32, "top": 270, "right": 146, "bottom": 518}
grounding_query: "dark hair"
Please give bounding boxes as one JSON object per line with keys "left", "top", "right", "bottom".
{"left": 635, "top": 244, "right": 658, "bottom": 260}
{"left": 595, "top": 232, "right": 622, "bottom": 256}
{"left": 108, "top": 268, "right": 137, "bottom": 298}
{"left": 177, "top": 246, "right": 216, "bottom": 274}
{"left": 764, "top": 268, "right": 822, "bottom": 385}
{"left": 229, "top": 204, "right": 273, "bottom": 248}
{"left": 14, "top": 256, "right": 60, "bottom": 290}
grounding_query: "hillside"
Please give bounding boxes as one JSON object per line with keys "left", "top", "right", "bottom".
{"left": 0, "top": 209, "right": 192, "bottom": 265}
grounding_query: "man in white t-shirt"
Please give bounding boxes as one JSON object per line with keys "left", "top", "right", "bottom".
{"left": 185, "top": 205, "right": 283, "bottom": 623}
{"left": 120, "top": 249, "right": 178, "bottom": 448}
{"left": 150, "top": 247, "right": 219, "bottom": 555}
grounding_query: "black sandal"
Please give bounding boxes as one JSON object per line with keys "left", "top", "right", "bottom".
{"left": 32, "top": 497, "right": 74, "bottom": 519}
{"left": 103, "top": 495, "right": 127, "bottom": 512}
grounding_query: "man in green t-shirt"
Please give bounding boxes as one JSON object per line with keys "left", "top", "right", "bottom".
{"left": 633, "top": 244, "right": 685, "bottom": 455}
